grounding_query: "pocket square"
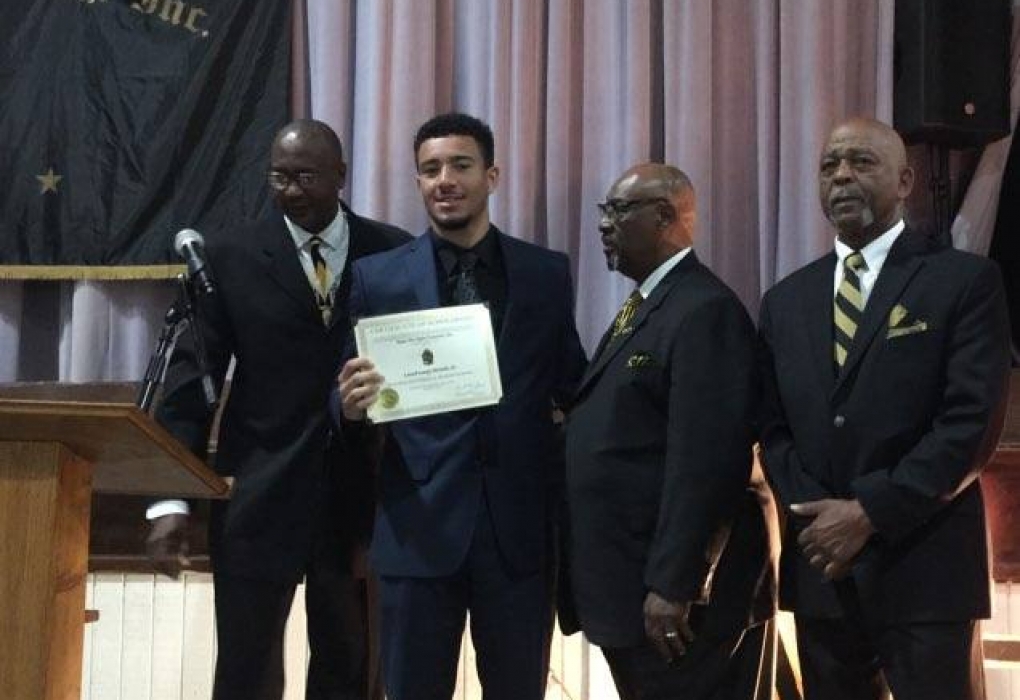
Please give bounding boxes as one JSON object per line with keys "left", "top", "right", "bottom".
{"left": 626, "top": 352, "right": 655, "bottom": 369}
{"left": 886, "top": 303, "right": 929, "bottom": 338}
{"left": 886, "top": 320, "right": 928, "bottom": 339}
{"left": 888, "top": 304, "right": 909, "bottom": 328}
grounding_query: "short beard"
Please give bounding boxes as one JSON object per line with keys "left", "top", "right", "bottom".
{"left": 828, "top": 205, "right": 875, "bottom": 246}
{"left": 432, "top": 214, "right": 471, "bottom": 232}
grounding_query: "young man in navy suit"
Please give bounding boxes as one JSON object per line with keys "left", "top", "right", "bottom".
{"left": 338, "top": 113, "right": 586, "bottom": 700}
{"left": 758, "top": 117, "right": 1012, "bottom": 700}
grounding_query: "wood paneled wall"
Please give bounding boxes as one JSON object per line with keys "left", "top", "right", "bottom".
{"left": 80, "top": 574, "right": 1020, "bottom": 700}
{"left": 80, "top": 573, "right": 601, "bottom": 700}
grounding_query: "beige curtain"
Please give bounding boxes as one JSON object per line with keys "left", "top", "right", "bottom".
{"left": 0, "top": 0, "right": 893, "bottom": 376}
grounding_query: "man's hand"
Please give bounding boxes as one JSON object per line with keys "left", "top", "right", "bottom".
{"left": 145, "top": 513, "right": 191, "bottom": 579}
{"left": 643, "top": 591, "right": 695, "bottom": 664}
{"left": 338, "top": 357, "right": 384, "bottom": 421}
{"left": 791, "top": 498, "right": 875, "bottom": 580}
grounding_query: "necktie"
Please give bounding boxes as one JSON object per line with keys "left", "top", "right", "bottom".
{"left": 834, "top": 251, "right": 867, "bottom": 368}
{"left": 611, "top": 290, "right": 643, "bottom": 339}
{"left": 309, "top": 235, "right": 332, "bottom": 325}
{"left": 453, "top": 251, "right": 483, "bottom": 305}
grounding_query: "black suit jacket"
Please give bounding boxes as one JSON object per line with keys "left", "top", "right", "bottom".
{"left": 758, "top": 228, "right": 1011, "bottom": 622}
{"left": 157, "top": 205, "right": 410, "bottom": 582}
{"left": 565, "top": 252, "right": 776, "bottom": 648}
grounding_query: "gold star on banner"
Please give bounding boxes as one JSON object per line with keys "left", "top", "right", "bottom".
{"left": 37, "top": 167, "right": 63, "bottom": 194}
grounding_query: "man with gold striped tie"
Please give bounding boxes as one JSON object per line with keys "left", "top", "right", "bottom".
{"left": 148, "top": 119, "right": 410, "bottom": 700}
{"left": 757, "top": 117, "right": 1011, "bottom": 700}
{"left": 563, "top": 164, "right": 775, "bottom": 700}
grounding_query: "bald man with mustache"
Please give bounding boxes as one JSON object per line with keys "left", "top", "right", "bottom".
{"left": 565, "top": 163, "right": 775, "bottom": 700}
{"left": 757, "top": 117, "right": 1011, "bottom": 700}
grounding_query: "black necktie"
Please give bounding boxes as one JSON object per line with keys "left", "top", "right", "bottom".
{"left": 453, "top": 251, "right": 483, "bottom": 305}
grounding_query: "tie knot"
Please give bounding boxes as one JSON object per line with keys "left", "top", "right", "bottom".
{"left": 611, "top": 290, "right": 643, "bottom": 338}
{"left": 845, "top": 251, "right": 867, "bottom": 273}
{"left": 457, "top": 250, "right": 478, "bottom": 273}
{"left": 623, "top": 290, "right": 643, "bottom": 310}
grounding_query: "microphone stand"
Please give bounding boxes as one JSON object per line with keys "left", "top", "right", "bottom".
{"left": 136, "top": 274, "right": 219, "bottom": 413}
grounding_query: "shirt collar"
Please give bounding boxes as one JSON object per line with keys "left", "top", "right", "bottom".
{"left": 283, "top": 206, "right": 347, "bottom": 252}
{"left": 834, "top": 219, "right": 904, "bottom": 273}
{"left": 638, "top": 247, "right": 692, "bottom": 298}
{"left": 433, "top": 226, "right": 500, "bottom": 276}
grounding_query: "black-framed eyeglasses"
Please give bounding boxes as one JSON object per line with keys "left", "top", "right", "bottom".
{"left": 267, "top": 170, "right": 321, "bottom": 191}
{"left": 596, "top": 197, "right": 667, "bottom": 220}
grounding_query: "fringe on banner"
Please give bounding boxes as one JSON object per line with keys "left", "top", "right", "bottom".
{"left": 0, "top": 265, "right": 186, "bottom": 281}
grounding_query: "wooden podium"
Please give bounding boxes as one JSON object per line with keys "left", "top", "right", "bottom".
{"left": 0, "top": 383, "right": 228, "bottom": 700}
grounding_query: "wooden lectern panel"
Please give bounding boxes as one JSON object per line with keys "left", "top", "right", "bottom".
{"left": 0, "top": 385, "right": 227, "bottom": 498}
{"left": 0, "top": 383, "right": 227, "bottom": 699}
{"left": 0, "top": 442, "right": 91, "bottom": 700}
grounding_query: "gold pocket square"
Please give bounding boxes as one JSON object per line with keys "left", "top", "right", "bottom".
{"left": 887, "top": 304, "right": 928, "bottom": 338}
{"left": 626, "top": 353, "right": 654, "bottom": 369}
{"left": 889, "top": 304, "right": 909, "bottom": 328}
{"left": 886, "top": 320, "right": 928, "bottom": 339}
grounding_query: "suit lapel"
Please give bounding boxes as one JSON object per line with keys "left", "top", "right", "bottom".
{"left": 585, "top": 325, "right": 616, "bottom": 371}
{"left": 801, "top": 253, "right": 838, "bottom": 390}
{"left": 345, "top": 207, "right": 374, "bottom": 263}
{"left": 328, "top": 206, "right": 369, "bottom": 331}
{"left": 258, "top": 217, "right": 322, "bottom": 323}
{"left": 832, "top": 230, "right": 927, "bottom": 395}
{"left": 494, "top": 231, "right": 522, "bottom": 348}
{"left": 403, "top": 233, "right": 441, "bottom": 310}
{"left": 575, "top": 252, "right": 696, "bottom": 397}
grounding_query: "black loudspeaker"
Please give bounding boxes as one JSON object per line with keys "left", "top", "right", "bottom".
{"left": 894, "top": 0, "right": 1011, "bottom": 147}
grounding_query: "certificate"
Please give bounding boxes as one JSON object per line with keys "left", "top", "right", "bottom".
{"left": 354, "top": 303, "right": 503, "bottom": 423}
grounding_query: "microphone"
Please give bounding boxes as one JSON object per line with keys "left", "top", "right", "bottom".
{"left": 173, "top": 229, "right": 217, "bottom": 295}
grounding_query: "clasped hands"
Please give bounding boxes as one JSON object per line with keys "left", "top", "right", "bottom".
{"left": 791, "top": 498, "right": 875, "bottom": 580}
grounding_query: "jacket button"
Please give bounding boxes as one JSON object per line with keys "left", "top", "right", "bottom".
{"left": 833, "top": 415, "right": 846, "bottom": 428}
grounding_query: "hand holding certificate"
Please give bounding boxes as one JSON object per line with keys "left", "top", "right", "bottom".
{"left": 352, "top": 304, "right": 503, "bottom": 423}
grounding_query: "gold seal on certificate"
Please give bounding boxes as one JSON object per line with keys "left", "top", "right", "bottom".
{"left": 354, "top": 303, "right": 503, "bottom": 423}
{"left": 379, "top": 387, "right": 400, "bottom": 409}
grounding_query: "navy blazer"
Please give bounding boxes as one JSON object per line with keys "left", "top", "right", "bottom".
{"left": 347, "top": 228, "right": 587, "bottom": 578}
{"left": 758, "top": 229, "right": 1011, "bottom": 622}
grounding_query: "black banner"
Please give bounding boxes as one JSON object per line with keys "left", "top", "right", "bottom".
{"left": 0, "top": 0, "right": 291, "bottom": 275}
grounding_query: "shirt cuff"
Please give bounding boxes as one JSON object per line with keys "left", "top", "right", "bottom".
{"left": 146, "top": 500, "right": 190, "bottom": 520}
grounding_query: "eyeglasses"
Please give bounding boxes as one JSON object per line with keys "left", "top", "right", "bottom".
{"left": 596, "top": 197, "right": 667, "bottom": 220}
{"left": 267, "top": 170, "right": 321, "bottom": 191}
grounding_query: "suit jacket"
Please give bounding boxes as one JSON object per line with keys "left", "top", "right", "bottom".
{"left": 346, "top": 228, "right": 587, "bottom": 578}
{"left": 156, "top": 205, "right": 410, "bottom": 583}
{"left": 757, "top": 228, "right": 1011, "bottom": 622}
{"left": 564, "top": 252, "right": 776, "bottom": 648}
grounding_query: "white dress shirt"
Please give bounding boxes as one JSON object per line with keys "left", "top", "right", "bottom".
{"left": 638, "top": 246, "right": 693, "bottom": 299}
{"left": 284, "top": 207, "right": 351, "bottom": 298}
{"left": 832, "top": 219, "right": 904, "bottom": 307}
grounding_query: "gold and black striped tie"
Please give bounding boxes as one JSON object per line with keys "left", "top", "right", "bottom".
{"left": 834, "top": 251, "right": 867, "bottom": 368}
{"left": 309, "top": 235, "right": 332, "bottom": 325}
{"left": 611, "top": 290, "right": 643, "bottom": 339}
